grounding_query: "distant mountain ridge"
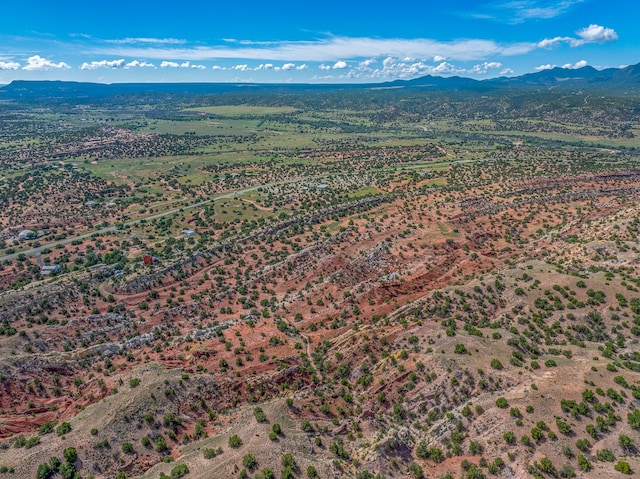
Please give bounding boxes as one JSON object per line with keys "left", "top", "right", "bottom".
{"left": 393, "top": 61, "right": 640, "bottom": 90}
{"left": 2, "top": 61, "right": 640, "bottom": 99}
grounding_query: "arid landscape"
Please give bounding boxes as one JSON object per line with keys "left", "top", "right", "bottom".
{"left": 1, "top": 75, "right": 640, "bottom": 479}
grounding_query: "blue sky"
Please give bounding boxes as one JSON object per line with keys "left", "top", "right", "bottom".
{"left": 0, "top": 0, "right": 637, "bottom": 84}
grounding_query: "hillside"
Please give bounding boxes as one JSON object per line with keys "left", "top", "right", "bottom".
{"left": 1, "top": 84, "right": 640, "bottom": 479}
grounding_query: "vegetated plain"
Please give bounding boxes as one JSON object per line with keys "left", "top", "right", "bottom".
{"left": 1, "top": 78, "right": 640, "bottom": 479}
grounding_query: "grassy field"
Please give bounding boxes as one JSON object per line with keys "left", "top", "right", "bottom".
{"left": 184, "top": 105, "right": 299, "bottom": 116}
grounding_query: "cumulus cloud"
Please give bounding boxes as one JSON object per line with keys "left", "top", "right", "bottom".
{"left": 125, "top": 60, "right": 155, "bottom": 68}
{"left": 296, "top": 64, "right": 308, "bottom": 70}
{"left": 433, "top": 55, "right": 446, "bottom": 62}
{"left": 576, "top": 24, "right": 618, "bottom": 44}
{"left": 470, "top": 61, "right": 503, "bottom": 74}
{"left": 22, "top": 55, "right": 70, "bottom": 71}
{"left": 333, "top": 60, "right": 348, "bottom": 69}
{"left": 255, "top": 63, "right": 273, "bottom": 70}
{"left": 318, "top": 64, "right": 331, "bottom": 70}
{"left": 231, "top": 64, "right": 250, "bottom": 71}
{"left": 282, "top": 63, "right": 295, "bottom": 70}
{"left": 347, "top": 56, "right": 514, "bottom": 80}
{"left": 562, "top": 59, "right": 588, "bottom": 69}
{"left": 165, "top": 61, "right": 205, "bottom": 69}
{"left": 535, "top": 60, "right": 586, "bottom": 71}
{"left": 538, "top": 24, "right": 618, "bottom": 49}
{"left": 351, "top": 56, "right": 467, "bottom": 80}
{"left": 0, "top": 61, "right": 20, "bottom": 70}
{"left": 500, "top": 68, "right": 515, "bottom": 75}
{"left": 160, "top": 60, "right": 203, "bottom": 69}
{"left": 80, "top": 59, "right": 125, "bottom": 70}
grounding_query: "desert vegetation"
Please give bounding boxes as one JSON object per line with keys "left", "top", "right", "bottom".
{"left": 0, "top": 83, "right": 640, "bottom": 478}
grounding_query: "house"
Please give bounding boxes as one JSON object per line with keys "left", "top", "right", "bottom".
{"left": 17, "top": 230, "right": 36, "bottom": 241}
{"left": 317, "top": 184, "right": 329, "bottom": 190}
{"left": 182, "top": 229, "right": 195, "bottom": 236}
{"left": 143, "top": 255, "right": 160, "bottom": 265}
{"left": 36, "top": 251, "right": 60, "bottom": 275}
{"left": 40, "top": 264, "right": 61, "bottom": 276}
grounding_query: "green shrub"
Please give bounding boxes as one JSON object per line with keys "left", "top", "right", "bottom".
{"left": 56, "top": 422, "right": 71, "bottom": 436}
{"left": 615, "top": 461, "right": 631, "bottom": 474}
{"left": 577, "top": 455, "right": 591, "bottom": 472}
{"left": 35, "top": 464, "right": 52, "bottom": 479}
{"left": 228, "top": 435, "right": 243, "bottom": 448}
{"left": 253, "top": 407, "right": 267, "bottom": 423}
{"left": 242, "top": 454, "right": 257, "bottom": 470}
{"left": 63, "top": 447, "right": 77, "bottom": 463}
{"left": 596, "top": 448, "right": 614, "bottom": 462}
{"left": 170, "top": 464, "right": 189, "bottom": 479}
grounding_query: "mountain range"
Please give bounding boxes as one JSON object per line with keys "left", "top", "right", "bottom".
{"left": 2, "top": 61, "right": 640, "bottom": 99}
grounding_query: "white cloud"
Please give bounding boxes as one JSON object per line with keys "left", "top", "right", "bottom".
{"left": 470, "top": 61, "right": 503, "bottom": 74}
{"left": 359, "top": 58, "right": 376, "bottom": 67}
{"left": 22, "top": 55, "right": 70, "bottom": 71}
{"left": 212, "top": 65, "right": 225, "bottom": 70}
{"left": 80, "top": 59, "right": 125, "bottom": 70}
{"left": 352, "top": 56, "right": 468, "bottom": 80}
{"left": 500, "top": 68, "right": 514, "bottom": 75}
{"left": 125, "top": 60, "right": 155, "bottom": 68}
{"left": 562, "top": 59, "right": 588, "bottom": 69}
{"left": 538, "top": 24, "right": 618, "bottom": 49}
{"left": 433, "top": 62, "right": 460, "bottom": 73}
{"left": 433, "top": 55, "right": 446, "bottom": 62}
{"left": 319, "top": 64, "right": 331, "bottom": 70}
{"left": 296, "top": 64, "right": 308, "bottom": 70}
{"left": 333, "top": 61, "right": 348, "bottom": 69}
{"left": 96, "top": 36, "right": 535, "bottom": 63}
{"left": 282, "top": 63, "right": 295, "bottom": 70}
{"left": 160, "top": 60, "right": 205, "bottom": 69}
{"left": 576, "top": 24, "right": 618, "bottom": 44}
{"left": 349, "top": 56, "right": 513, "bottom": 80}
{"left": 0, "top": 61, "right": 20, "bottom": 70}
{"left": 231, "top": 64, "right": 250, "bottom": 71}
{"left": 474, "top": 0, "right": 585, "bottom": 24}
{"left": 106, "top": 37, "right": 186, "bottom": 45}
{"left": 255, "top": 63, "right": 273, "bottom": 70}
{"left": 536, "top": 60, "right": 587, "bottom": 71}
{"left": 537, "top": 36, "right": 572, "bottom": 49}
